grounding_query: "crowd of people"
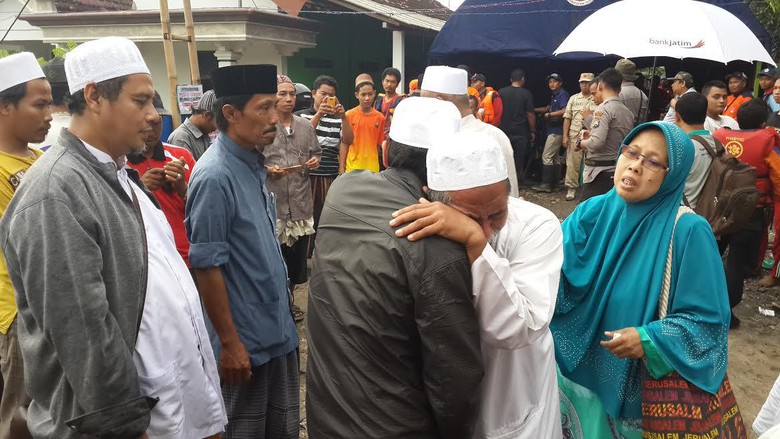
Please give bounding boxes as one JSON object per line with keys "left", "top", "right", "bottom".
{"left": 0, "top": 34, "right": 779, "bottom": 439}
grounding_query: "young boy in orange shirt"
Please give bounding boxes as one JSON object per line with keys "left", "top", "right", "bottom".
{"left": 343, "top": 80, "right": 385, "bottom": 173}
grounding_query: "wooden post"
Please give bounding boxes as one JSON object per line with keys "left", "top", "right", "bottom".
{"left": 159, "top": 0, "right": 182, "bottom": 128}
{"left": 183, "top": 0, "right": 201, "bottom": 85}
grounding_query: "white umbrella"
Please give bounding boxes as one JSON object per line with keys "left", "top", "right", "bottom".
{"left": 553, "top": 0, "right": 776, "bottom": 66}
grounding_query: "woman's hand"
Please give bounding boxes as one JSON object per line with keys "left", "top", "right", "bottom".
{"left": 600, "top": 327, "right": 645, "bottom": 359}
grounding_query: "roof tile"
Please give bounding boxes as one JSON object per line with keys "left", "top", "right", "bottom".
{"left": 55, "top": 0, "right": 133, "bottom": 12}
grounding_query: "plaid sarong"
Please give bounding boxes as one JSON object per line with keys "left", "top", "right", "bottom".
{"left": 222, "top": 349, "right": 300, "bottom": 438}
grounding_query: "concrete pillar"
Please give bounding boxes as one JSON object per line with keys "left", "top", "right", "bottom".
{"left": 392, "top": 30, "right": 405, "bottom": 95}
{"left": 273, "top": 44, "right": 299, "bottom": 76}
{"left": 214, "top": 44, "right": 244, "bottom": 68}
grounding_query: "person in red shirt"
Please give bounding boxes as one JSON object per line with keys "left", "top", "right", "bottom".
{"left": 712, "top": 99, "right": 780, "bottom": 328}
{"left": 127, "top": 95, "right": 195, "bottom": 266}
{"left": 374, "top": 67, "right": 404, "bottom": 138}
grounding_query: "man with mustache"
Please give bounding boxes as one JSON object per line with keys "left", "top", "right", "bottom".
{"left": 186, "top": 64, "right": 301, "bottom": 438}
{"left": 0, "top": 37, "right": 227, "bottom": 438}
{"left": 0, "top": 52, "right": 50, "bottom": 439}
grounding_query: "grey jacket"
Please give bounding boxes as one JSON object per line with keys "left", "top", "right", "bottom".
{"left": 0, "top": 129, "right": 158, "bottom": 438}
{"left": 306, "top": 168, "right": 484, "bottom": 439}
{"left": 264, "top": 116, "right": 322, "bottom": 222}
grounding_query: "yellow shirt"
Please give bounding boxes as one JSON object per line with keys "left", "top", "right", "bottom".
{"left": 0, "top": 147, "right": 43, "bottom": 333}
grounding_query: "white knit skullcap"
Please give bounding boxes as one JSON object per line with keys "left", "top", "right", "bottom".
{"left": 427, "top": 131, "right": 508, "bottom": 191}
{"left": 0, "top": 52, "right": 45, "bottom": 93}
{"left": 421, "top": 66, "right": 467, "bottom": 95}
{"left": 65, "top": 37, "right": 150, "bottom": 94}
{"left": 389, "top": 97, "right": 460, "bottom": 150}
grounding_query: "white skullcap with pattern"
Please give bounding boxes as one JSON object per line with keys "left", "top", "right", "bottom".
{"left": 421, "top": 66, "right": 467, "bottom": 95}
{"left": 0, "top": 52, "right": 45, "bottom": 93}
{"left": 389, "top": 96, "right": 461, "bottom": 150}
{"left": 427, "top": 131, "right": 508, "bottom": 191}
{"left": 65, "top": 37, "right": 150, "bottom": 94}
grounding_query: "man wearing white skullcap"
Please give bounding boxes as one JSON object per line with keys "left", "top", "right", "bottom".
{"left": 307, "top": 96, "right": 484, "bottom": 439}
{"left": 0, "top": 37, "right": 226, "bottom": 439}
{"left": 392, "top": 131, "right": 564, "bottom": 439}
{"left": 421, "top": 65, "right": 520, "bottom": 197}
{"left": 0, "top": 51, "right": 50, "bottom": 439}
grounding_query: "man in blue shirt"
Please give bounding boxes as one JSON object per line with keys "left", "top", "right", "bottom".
{"left": 533, "top": 73, "right": 570, "bottom": 192}
{"left": 186, "top": 64, "right": 300, "bottom": 439}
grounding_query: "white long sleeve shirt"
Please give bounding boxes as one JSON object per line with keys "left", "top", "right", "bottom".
{"left": 471, "top": 197, "right": 564, "bottom": 439}
{"left": 83, "top": 142, "right": 227, "bottom": 438}
{"left": 755, "top": 373, "right": 780, "bottom": 437}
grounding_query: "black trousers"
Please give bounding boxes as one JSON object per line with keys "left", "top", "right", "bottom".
{"left": 721, "top": 209, "right": 768, "bottom": 309}
{"left": 578, "top": 171, "right": 614, "bottom": 203}
{"left": 508, "top": 134, "right": 529, "bottom": 185}
{"left": 281, "top": 237, "right": 309, "bottom": 286}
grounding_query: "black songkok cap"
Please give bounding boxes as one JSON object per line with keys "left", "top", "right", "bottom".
{"left": 42, "top": 57, "right": 67, "bottom": 85}
{"left": 211, "top": 64, "right": 278, "bottom": 98}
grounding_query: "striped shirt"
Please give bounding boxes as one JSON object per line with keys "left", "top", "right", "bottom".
{"left": 296, "top": 108, "right": 343, "bottom": 176}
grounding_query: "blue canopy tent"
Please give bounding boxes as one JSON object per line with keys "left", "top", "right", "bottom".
{"left": 428, "top": 0, "right": 774, "bottom": 103}
{"left": 428, "top": 0, "right": 774, "bottom": 182}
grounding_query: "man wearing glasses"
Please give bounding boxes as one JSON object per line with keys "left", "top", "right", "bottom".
{"left": 578, "top": 68, "right": 634, "bottom": 202}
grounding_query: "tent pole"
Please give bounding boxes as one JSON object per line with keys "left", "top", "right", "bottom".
{"left": 754, "top": 62, "right": 763, "bottom": 97}
{"left": 643, "top": 56, "right": 657, "bottom": 122}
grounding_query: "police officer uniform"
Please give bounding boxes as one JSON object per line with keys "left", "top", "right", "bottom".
{"left": 579, "top": 96, "right": 634, "bottom": 202}
{"left": 563, "top": 73, "right": 597, "bottom": 195}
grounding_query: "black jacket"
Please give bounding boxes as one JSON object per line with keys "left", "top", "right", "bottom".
{"left": 306, "top": 168, "right": 483, "bottom": 439}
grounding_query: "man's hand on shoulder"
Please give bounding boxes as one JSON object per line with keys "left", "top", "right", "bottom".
{"left": 390, "top": 198, "right": 487, "bottom": 263}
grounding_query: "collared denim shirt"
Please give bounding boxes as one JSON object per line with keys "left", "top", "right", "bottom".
{"left": 186, "top": 133, "right": 299, "bottom": 367}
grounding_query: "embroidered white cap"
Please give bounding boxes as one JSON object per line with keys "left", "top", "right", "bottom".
{"left": 421, "top": 66, "right": 467, "bottom": 95}
{"left": 0, "top": 52, "right": 45, "bottom": 93}
{"left": 427, "top": 131, "right": 508, "bottom": 191}
{"left": 65, "top": 37, "right": 150, "bottom": 94}
{"left": 388, "top": 96, "right": 460, "bottom": 150}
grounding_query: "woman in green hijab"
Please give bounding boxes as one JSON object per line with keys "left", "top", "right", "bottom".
{"left": 551, "top": 122, "right": 732, "bottom": 437}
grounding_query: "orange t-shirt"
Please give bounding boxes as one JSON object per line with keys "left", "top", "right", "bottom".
{"left": 345, "top": 107, "right": 385, "bottom": 172}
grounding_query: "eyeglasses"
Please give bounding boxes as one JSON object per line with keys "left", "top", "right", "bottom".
{"left": 620, "top": 145, "right": 669, "bottom": 173}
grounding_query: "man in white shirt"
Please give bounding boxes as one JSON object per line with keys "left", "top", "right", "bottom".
{"left": 0, "top": 36, "right": 226, "bottom": 438}
{"left": 754, "top": 373, "right": 780, "bottom": 438}
{"left": 703, "top": 80, "right": 740, "bottom": 132}
{"left": 391, "top": 131, "right": 563, "bottom": 439}
{"left": 420, "top": 65, "right": 519, "bottom": 197}
{"left": 663, "top": 71, "right": 696, "bottom": 123}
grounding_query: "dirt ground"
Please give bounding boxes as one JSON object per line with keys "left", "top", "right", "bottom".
{"left": 293, "top": 186, "right": 780, "bottom": 438}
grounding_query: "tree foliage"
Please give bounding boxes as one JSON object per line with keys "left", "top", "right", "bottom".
{"left": 747, "top": 0, "right": 780, "bottom": 60}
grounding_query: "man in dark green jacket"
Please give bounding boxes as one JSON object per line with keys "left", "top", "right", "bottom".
{"left": 306, "top": 97, "right": 483, "bottom": 439}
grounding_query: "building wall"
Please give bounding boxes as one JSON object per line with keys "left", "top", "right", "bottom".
{"left": 287, "top": 14, "right": 434, "bottom": 107}
{"left": 139, "top": 40, "right": 284, "bottom": 114}
{"left": 0, "top": 0, "right": 45, "bottom": 48}
{"left": 286, "top": 14, "right": 391, "bottom": 107}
